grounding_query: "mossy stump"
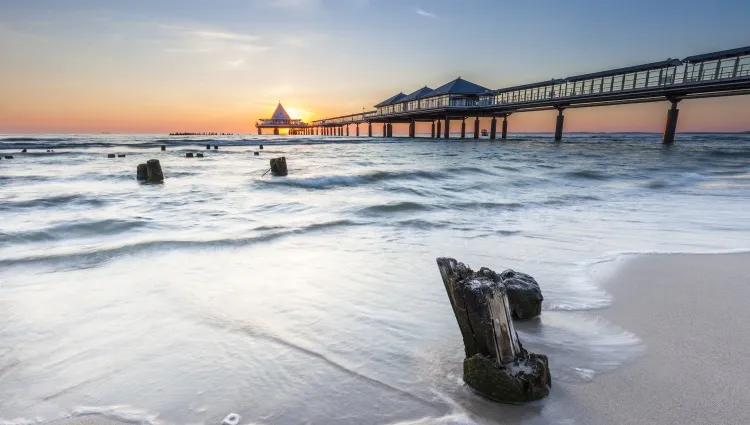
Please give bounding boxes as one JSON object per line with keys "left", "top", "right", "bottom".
{"left": 437, "top": 257, "right": 550, "bottom": 403}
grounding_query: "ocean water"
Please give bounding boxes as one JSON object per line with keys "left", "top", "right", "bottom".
{"left": 1, "top": 133, "right": 749, "bottom": 425}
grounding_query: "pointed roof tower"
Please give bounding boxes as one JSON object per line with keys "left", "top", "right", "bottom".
{"left": 271, "top": 103, "right": 292, "bottom": 121}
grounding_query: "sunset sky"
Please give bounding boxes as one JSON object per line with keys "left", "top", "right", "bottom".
{"left": 1, "top": 0, "right": 749, "bottom": 134}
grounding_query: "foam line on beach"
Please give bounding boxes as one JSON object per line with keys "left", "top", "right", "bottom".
{"left": 197, "top": 313, "right": 444, "bottom": 412}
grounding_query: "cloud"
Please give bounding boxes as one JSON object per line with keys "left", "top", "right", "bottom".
{"left": 414, "top": 8, "right": 437, "bottom": 19}
{"left": 161, "top": 25, "right": 271, "bottom": 55}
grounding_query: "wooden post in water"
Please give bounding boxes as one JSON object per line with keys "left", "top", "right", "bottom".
{"left": 136, "top": 164, "right": 148, "bottom": 181}
{"left": 146, "top": 159, "right": 164, "bottom": 183}
{"left": 270, "top": 157, "right": 288, "bottom": 176}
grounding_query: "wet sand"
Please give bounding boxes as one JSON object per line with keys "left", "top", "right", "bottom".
{"left": 45, "top": 253, "right": 750, "bottom": 425}
{"left": 567, "top": 252, "right": 750, "bottom": 425}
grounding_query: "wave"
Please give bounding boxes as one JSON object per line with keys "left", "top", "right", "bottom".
{"left": 563, "top": 169, "right": 611, "bottom": 180}
{"left": 0, "top": 219, "right": 366, "bottom": 269}
{"left": 257, "top": 167, "right": 494, "bottom": 190}
{"left": 0, "top": 194, "right": 108, "bottom": 210}
{"left": 0, "top": 219, "right": 149, "bottom": 244}
{"left": 359, "top": 201, "right": 433, "bottom": 215}
{"left": 0, "top": 137, "right": 74, "bottom": 142}
{"left": 644, "top": 172, "right": 706, "bottom": 189}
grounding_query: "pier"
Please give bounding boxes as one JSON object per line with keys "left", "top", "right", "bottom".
{"left": 309, "top": 46, "right": 750, "bottom": 143}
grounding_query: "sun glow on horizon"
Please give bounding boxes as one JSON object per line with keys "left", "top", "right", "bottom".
{"left": 283, "top": 107, "right": 314, "bottom": 123}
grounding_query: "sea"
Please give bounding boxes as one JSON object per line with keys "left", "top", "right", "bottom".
{"left": 1, "top": 133, "right": 750, "bottom": 425}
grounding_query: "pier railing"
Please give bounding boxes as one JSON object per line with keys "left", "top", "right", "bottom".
{"left": 311, "top": 47, "right": 750, "bottom": 126}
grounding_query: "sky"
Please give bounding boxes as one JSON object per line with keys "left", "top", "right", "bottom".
{"left": 0, "top": 0, "right": 748, "bottom": 133}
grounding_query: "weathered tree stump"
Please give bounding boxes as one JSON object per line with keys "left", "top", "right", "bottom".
{"left": 186, "top": 152, "right": 194, "bottom": 158}
{"left": 436, "top": 257, "right": 550, "bottom": 403}
{"left": 136, "top": 163, "right": 148, "bottom": 181}
{"left": 270, "top": 157, "right": 288, "bottom": 176}
{"left": 146, "top": 159, "right": 164, "bottom": 183}
{"left": 107, "top": 154, "right": 116, "bottom": 158}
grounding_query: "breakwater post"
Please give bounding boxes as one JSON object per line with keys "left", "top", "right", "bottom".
{"left": 137, "top": 159, "right": 164, "bottom": 183}
{"left": 270, "top": 157, "right": 288, "bottom": 176}
{"left": 161, "top": 145, "right": 166, "bottom": 151}
{"left": 436, "top": 258, "right": 550, "bottom": 403}
{"left": 136, "top": 164, "right": 148, "bottom": 180}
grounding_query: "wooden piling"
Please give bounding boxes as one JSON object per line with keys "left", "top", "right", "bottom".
{"left": 270, "top": 157, "right": 288, "bottom": 176}
{"left": 146, "top": 159, "right": 164, "bottom": 182}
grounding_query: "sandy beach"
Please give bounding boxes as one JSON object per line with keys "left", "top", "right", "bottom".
{"left": 42, "top": 251, "right": 750, "bottom": 425}
{"left": 566, "top": 252, "right": 750, "bottom": 424}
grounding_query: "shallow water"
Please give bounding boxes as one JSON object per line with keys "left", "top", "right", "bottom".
{"left": 1, "top": 133, "right": 749, "bottom": 424}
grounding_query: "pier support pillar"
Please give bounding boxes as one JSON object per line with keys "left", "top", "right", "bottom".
{"left": 356, "top": 124, "right": 360, "bottom": 137}
{"left": 382, "top": 123, "right": 386, "bottom": 137}
{"left": 257, "top": 128, "right": 262, "bottom": 135}
{"left": 473, "top": 117, "right": 480, "bottom": 139}
{"left": 490, "top": 117, "right": 497, "bottom": 139}
{"left": 461, "top": 119, "right": 466, "bottom": 139}
{"left": 387, "top": 123, "right": 393, "bottom": 138}
{"left": 436, "top": 120, "right": 442, "bottom": 139}
{"left": 409, "top": 121, "right": 415, "bottom": 138}
{"left": 368, "top": 122, "right": 372, "bottom": 137}
{"left": 554, "top": 109, "right": 564, "bottom": 141}
{"left": 662, "top": 100, "right": 679, "bottom": 144}
{"left": 444, "top": 118, "right": 451, "bottom": 139}
{"left": 502, "top": 116, "right": 508, "bottom": 139}
{"left": 346, "top": 125, "right": 349, "bottom": 136}
{"left": 273, "top": 128, "right": 279, "bottom": 135}
{"left": 431, "top": 121, "right": 436, "bottom": 138}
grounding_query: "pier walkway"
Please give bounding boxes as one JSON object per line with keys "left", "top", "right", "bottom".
{"left": 306, "top": 46, "right": 750, "bottom": 143}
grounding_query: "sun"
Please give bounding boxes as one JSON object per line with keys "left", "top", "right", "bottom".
{"left": 283, "top": 107, "right": 313, "bottom": 122}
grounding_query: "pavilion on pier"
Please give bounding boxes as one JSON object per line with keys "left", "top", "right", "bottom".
{"left": 255, "top": 103, "right": 309, "bottom": 135}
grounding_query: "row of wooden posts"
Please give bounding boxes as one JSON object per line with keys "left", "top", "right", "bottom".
{"left": 292, "top": 117, "right": 512, "bottom": 139}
